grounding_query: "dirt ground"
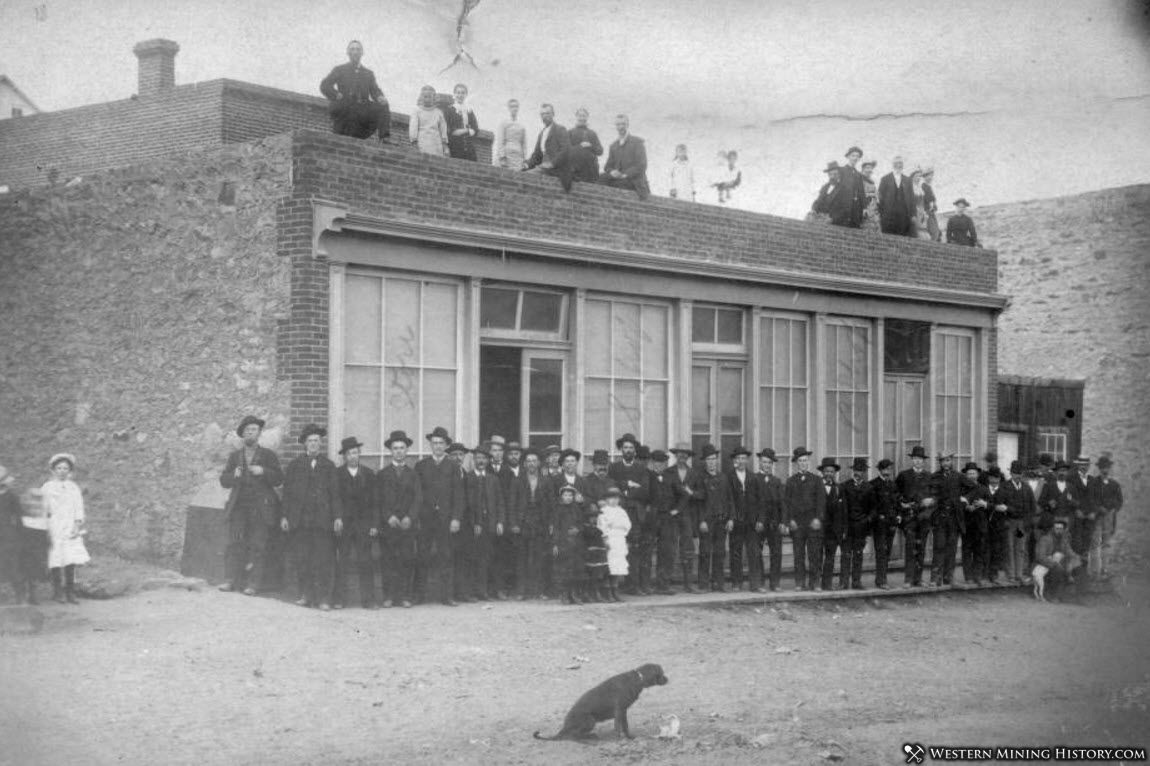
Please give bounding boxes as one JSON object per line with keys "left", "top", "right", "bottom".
{"left": 3, "top": 547, "right": 1149, "bottom": 766}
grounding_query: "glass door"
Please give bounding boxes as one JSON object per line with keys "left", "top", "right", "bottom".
{"left": 882, "top": 375, "right": 925, "bottom": 472}
{"left": 522, "top": 351, "right": 565, "bottom": 449}
{"left": 691, "top": 362, "right": 745, "bottom": 470}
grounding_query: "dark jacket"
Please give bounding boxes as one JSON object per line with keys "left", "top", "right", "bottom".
{"left": 755, "top": 472, "right": 786, "bottom": 528}
{"left": 727, "top": 469, "right": 759, "bottom": 525}
{"left": 220, "top": 445, "right": 284, "bottom": 526}
{"left": 1001, "top": 478, "right": 1037, "bottom": 523}
{"left": 895, "top": 467, "right": 932, "bottom": 523}
{"left": 877, "top": 172, "right": 915, "bottom": 235}
{"left": 608, "top": 461, "right": 650, "bottom": 510}
{"left": 649, "top": 469, "right": 676, "bottom": 517}
{"left": 1038, "top": 478, "right": 1080, "bottom": 518}
{"left": 336, "top": 464, "right": 376, "bottom": 536}
{"left": 868, "top": 475, "right": 899, "bottom": 527}
{"left": 930, "top": 468, "right": 965, "bottom": 526}
{"left": 526, "top": 122, "right": 571, "bottom": 170}
{"left": 282, "top": 454, "right": 342, "bottom": 530}
{"left": 839, "top": 476, "right": 873, "bottom": 536}
{"left": 602, "top": 135, "right": 651, "bottom": 199}
{"left": 582, "top": 472, "right": 614, "bottom": 507}
{"left": 945, "top": 214, "right": 979, "bottom": 246}
{"left": 567, "top": 125, "right": 603, "bottom": 182}
{"left": 699, "top": 470, "right": 733, "bottom": 524}
{"left": 822, "top": 479, "right": 848, "bottom": 540}
{"left": 466, "top": 470, "right": 505, "bottom": 533}
{"left": 518, "top": 472, "right": 549, "bottom": 537}
{"left": 1091, "top": 476, "right": 1123, "bottom": 514}
{"left": 783, "top": 471, "right": 826, "bottom": 529}
{"left": 415, "top": 455, "right": 463, "bottom": 523}
{"left": 378, "top": 461, "right": 422, "bottom": 526}
{"left": 319, "top": 62, "right": 385, "bottom": 104}
{"left": 667, "top": 465, "right": 697, "bottom": 518}
{"left": 442, "top": 102, "right": 479, "bottom": 160}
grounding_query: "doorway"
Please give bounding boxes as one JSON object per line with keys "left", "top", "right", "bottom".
{"left": 882, "top": 374, "right": 926, "bottom": 472}
{"left": 479, "top": 345, "right": 566, "bottom": 448}
{"left": 691, "top": 361, "right": 746, "bottom": 469}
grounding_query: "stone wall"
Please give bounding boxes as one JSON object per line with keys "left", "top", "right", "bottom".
{"left": 0, "top": 135, "right": 294, "bottom": 563}
{"left": 977, "top": 184, "right": 1150, "bottom": 499}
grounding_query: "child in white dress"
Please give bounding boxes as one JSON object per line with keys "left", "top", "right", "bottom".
{"left": 597, "top": 486, "right": 632, "bottom": 602}
{"left": 41, "top": 453, "right": 90, "bottom": 604}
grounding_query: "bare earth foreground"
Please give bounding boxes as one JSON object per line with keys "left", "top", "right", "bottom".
{"left": 3, "top": 544, "right": 1149, "bottom": 765}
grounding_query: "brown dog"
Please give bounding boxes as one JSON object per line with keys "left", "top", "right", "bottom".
{"left": 533, "top": 663, "right": 668, "bottom": 741}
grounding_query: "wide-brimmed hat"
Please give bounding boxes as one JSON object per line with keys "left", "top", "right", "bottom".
{"left": 426, "top": 426, "right": 451, "bottom": 442}
{"left": 1073, "top": 455, "right": 1091, "bottom": 466}
{"left": 543, "top": 444, "right": 562, "bottom": 456}
{"left": 669, "top": 442, "right": 694, "bottom": 457}
{"left": 591, "top": 449, "right": 610, "bottom": 465}
{"left": 791, "top": 446, "right": 813, "bottom": 462}
{"left": 1096, "top": 455, "right": 1113, "bottom": 469}
{"left": 953, "top": 198, "right": 970, "bottom": 207}
{"left": 877, "top": 458, "right": 894, "bottom": 471}
{"left": 635, "top": 445, "right": 651, "bottom": 460}
{"left": 560, "top": 448, "right": 582, "bottom": 463}
{"left": 937, "top": 452, "right": 956, "bottom": 462}
{"left": 757, "top": 448, "right": 778, "bottom": 463}
{"left": 49, "top": 452, "right": 77, "bottom": 469}
{"left": 298, "top": 424, "right": 326, "bottom": 444}
{"left": 1009, "top": 460, "right": 1025, "bottom": 474}
{"left": 473, "top": 442, "right": 493, "bottom": 457}
{"left": 489, "top": 434, "right": 506, "bottom": 446}
{"left": 385, "top": 430, "right": 414, "bottom": 448}
{"left": 961, "top": 461, "right": 981, "bottom": 473}
{"left": 235, "top": 415, "right": 266, "bottom": 437}
{"left": 521, "top": 447, "right": 541, "bottom": 461}
{"left": 818, "top": 457, "right": 840, "bottom": 471}
{"left": 650, "top": 450, "right": 669, "bottom": 463}
{"left": 729, "top": 446, "right": 751, "bottom": 459}
{"left": 844, "top": 146, "right": 864, "bottom": 158}
{"left": 505, "top": 440, "right": 522, "bottom": 453}
{"left": 861, "top": 158, "right": 877, "bottom": 169}
{"left": 1053, "top": 459, "right": 1071, "bottom": 471}
{"left": 908, "top": 446, "right": 929, "bottom": 459}
{"left": 850, "top": 457, "right": 869, "bottom": 472}
{"left": 699, "top": 443, "right": 720, "bottom": 459}
{"left": 615, "top": 433, "right": 639, "bottom": 449}
{"left": 1038, "top": 454, "right": 1054, "bottom": 467}
{"left": 447, "top": 442, "right": 468, "bottom": 455}
{"left": 339, "top": 436, "right": 364, "bottom": 455}
{"left": 824, "top": 161, "right": 841, "bottom": 173}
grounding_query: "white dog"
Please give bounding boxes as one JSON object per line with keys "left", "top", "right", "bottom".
{"left": 1031, "top": 564, "right": 1049, "bottom": 601}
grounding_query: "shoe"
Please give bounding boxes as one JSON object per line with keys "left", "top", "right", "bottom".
{"left": 295, "top": 597, "right": 310, "bottom": 607}
{"left": 218, "top": 582, "right": 236, "bottom": 593}
{"left": 494, "top": 592, "right": 508, "bottom": 601}
{"left": 242, "top": 587, "right": 256, "bottom": 596}
{"left": 382, "top": 599, "right": 393, "bottom": 608}
{"left": 401, "top": 600, "right": 413, "bottom": 608}
{"left": 318, "top": 603, "right": 331, "bottom": 611}
{"left": 332, "top": 602, "right": 344, "bottom": 610}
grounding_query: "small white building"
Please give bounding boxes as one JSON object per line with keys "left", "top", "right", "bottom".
{"left": 0, "top": 75, "right": 40, "bottom": 119}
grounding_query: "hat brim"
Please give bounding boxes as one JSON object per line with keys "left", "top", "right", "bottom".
{"left": 339, "top": 441, "right": 365, "bottom": 454}
{"left": 386, "top": 437, "right": 414, "bottom": 448}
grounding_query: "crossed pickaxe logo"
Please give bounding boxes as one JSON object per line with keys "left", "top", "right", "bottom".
{"left": 904, "top": 743, "right": 926, "bottom": 763}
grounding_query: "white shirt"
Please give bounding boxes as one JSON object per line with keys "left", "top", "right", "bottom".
{"left": 538, "top": 122, "right": 553, "bottom": 152}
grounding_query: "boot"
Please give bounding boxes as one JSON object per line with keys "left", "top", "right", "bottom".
{"left": 64, "top": 565, "right": 79, "bottom": 604}
{"left": 609, "top": 581, "right": 623, "bottom": 602}
{"left": 51, "top": 568, "right": 65, "bottom": 603}
{"left": 681, "top": 564, "right": 698, "bottom": 593}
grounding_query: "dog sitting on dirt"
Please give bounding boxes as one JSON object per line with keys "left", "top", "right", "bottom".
{"left": 533, "top": 663, "right": 668, "bottom": 741}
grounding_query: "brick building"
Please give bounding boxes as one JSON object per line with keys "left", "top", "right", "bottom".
{"left": 0, "top": 41, "right": 1007, "bottom": 563}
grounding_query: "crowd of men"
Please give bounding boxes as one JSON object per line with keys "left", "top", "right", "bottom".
{"left": 219, "top": 415, "right": 1123, "bottom": 610}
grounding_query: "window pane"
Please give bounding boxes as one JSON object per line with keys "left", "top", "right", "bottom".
{"left": 824, "top": 325, "right": 838, "bottom": 390}
{"left": 904, "top": 381, "right": 923, "bottom": 438}
{"left": 345, "top": 275, "right": 381, "bottom": 364}
{"left": 528, "top": 358, "right": 563, "bottom": 432}
{"left": 521, "top": 291, "right": 563, "bottom": 332}
{"left": 959, "top": 337, "right": 973, "bottom": 395}
{"left": 792, "top": 320, "right": 808, "bottom": 386}
{"left": 852, "top": 327, "right": 869, "bottom": 389}
{"left": 613, "top": 380, "right": 641, "bottom": 438}
{"left": 791, "top": 390, "right": 807, "bottom": 447}
{"left": 853, "top": 392, "right": 870, "bottom": 452}
{"left": 480, "top": 287, "right": 518, "bottom": 329}
{"left": 837, "top": 392, "right": 855, "bottom": 454}
{"left": 691, "top": 366, "right": 710, "bottom": 433}
{"left": 384, "top": 279, "right": 420, "bottom": 367}
{"left": 718, "top": 367, "right": 742, "bottom": 433}
{"left": 643, "top": 382, "right": 668, "bottom": 449}
{"left": 692, "top": 307, "right": 715, "bottom": 343}
{"left": 759, "top": 388, "right": 774, "bottom": 445}
{"left": 423, "top": 282, "right": 458, "bottom": 368}
{"left": 959, "top": 396, "right": 972, "bottom": 453}
{"left": 883, "top": 380, "right": 898, "bottom": 440}
{"left": 717, "top": 309, "right": 743, "bottom": 344}
{"left": 345, "top": 367, "right": 381, "bottom": 454}
{"left": 422, "top": 369, "right": 457, "bottom": 437}
{"left": 641, "top": 305, "right": 668, "bottom": 379}
{"left": 946, "top": 335, "right": 960, "bottom": 395}
{"left": 825, "top": 392, "right": 839, "bottom": 452}
{"left": 584, "top": 300, "right": 612, "bottom": 377}
{"left": 945, "top": 396, "right": 959, "bottom": 453}
{"left": 759, "top": 319, "right": 774, "bottom": 381}
{"left": 584, "top": 379, "right": 611, "bottom": 450}
{"left": 773, "top": 392, "right": 790, "bottom": 449}
{"left": 774, "top": 321, "right": 790, "bottom": 385}
{"left": 612, "top": 302, "right": 641, "bottom": 379}
{"left": 384, "top": 366, "right": 419, "bottom": 435}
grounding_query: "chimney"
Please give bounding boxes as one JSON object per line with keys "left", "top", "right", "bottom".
{"left": 133, "top": 39, "right": 179, "bottom": 96}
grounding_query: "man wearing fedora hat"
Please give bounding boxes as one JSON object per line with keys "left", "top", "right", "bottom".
{"left": 869, "top": 459, "right": 899, "bottom": 589}
{"left": 608, "top": 434, "right": 651, "bottom": 594}
{"left": 1068, "top": 456, "right": 1096, "bottom": 562}
{"left": 281, "top": 424, "right": 342, "bottom": 609}
{"left": 896, "top": 446, "right": 933, "bottom": 587}
{"left": 838, "top": 146, "right": 866, "bottom": 228}
{"left": 784, "top": 448, "right": 825, "bottom": 591}
{"left": 958, "top": 461, "right": 991, "bottom": 587}
{"left": 928, "top": 454, "right": 965, "bottom": 588}
{"left": 753, "top": 448, "right": 786, "bottom": 592}
{"left": 332, "top": 436, "right": 378, "bottom": 609}
{"left": 811, "top": 162, "right": 853, "bottom": 226}
{"left": 494, "top": 439, "right": 524, "bottom": 600}
{"left": 515, "top": 448, "right": 549, "bottom": 599}
{"left": 465, "top": 443, "right": 506, "bottom": 600}
{"left": 839, "top": 458, "right": 873, "bottom": 590}
{"left": 219, "top": 415, "right": 284, "bottom": 595}
{"left": 1038, "top": 460, "right": 1080, "bottom": 549}
{"left": 1001, "top": 460, "right": 1037, "bottom": 583}
{"left": 726, "top": 446, "right": 761, "bottom": 591}
{"left": 582, "top": 449, "right": 613, "bottom": 507}
{"left": 818, "top": 457, "right": 846, "bottom": 591}
{"left": 667, "top": 442, "right": 701, "bottom": 592}
{"left": 696, "top": 443, "right": 734, "bottom": 592}
{"left": 646, "top": 449, "right": 678, "bottom": 595}
{"left": 378, "top": 430, "right": 420, "bottom": 608}
{"left": 414, "top": 426, "right": 464, "bottom": 606}
{"left": 1090, "top": 455, "right": 1122, "bottom": 579}
{"left": 982, "top": 467, "right": 1009, "bottom": 584}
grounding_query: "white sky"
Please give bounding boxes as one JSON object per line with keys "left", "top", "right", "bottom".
{"left": 2, "top": 0, "right": 1149, "bottom": 216}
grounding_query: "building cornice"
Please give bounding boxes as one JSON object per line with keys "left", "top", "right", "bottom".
{"left": 312, "top": 200, "right": 1011, "bottom": 311}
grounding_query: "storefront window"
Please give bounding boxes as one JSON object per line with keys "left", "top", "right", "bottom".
{"left": 824, "top": 318, "right": 871, "bottom": 463}
{"left": 758, "top": 314, "right": 809, "bottom": 457}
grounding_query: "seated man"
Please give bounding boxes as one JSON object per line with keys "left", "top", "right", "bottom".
{"left": 524, "top": 103, "right": 573, "bottom": 192}
{"left": 320, "top": 40, "right": 391, "bottom": 142}
{"left": 1033, "top": 516, "right": 1082, "bottom": 602}
{"left": 599, "top": 114, "right": 651, "bottom": 200}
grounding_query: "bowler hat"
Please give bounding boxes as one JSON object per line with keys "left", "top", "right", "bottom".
{"left": 297, "top": 424, "right": 326, "bottom": 444}
{"left": 560, "top": 448, "right": 582, "bottom": 463}
{"left": 757, "top": 447, "right": 778, "bottom": 463}
{"left": 591, "top": 449, "right": 610, "bottom": 465}
{"left": 447, "top": 442, "right": 468, "bottom": 455}
{"left": 615, "top": 433, "right": 639, "bottom": 449}
{"left": 961, "top": 461, "right": 981, "bottom": 473}
{"left": 505, "top": 440, "right": 522, "bottom": 453}
{"left": 426, "top": 426, "right": 451, "bottom": 442}
{"left": 489, "top": 434, "right": 506, "bottom": 446}
{"left": 49, "top": 453, "right": 76, "bottom": 470}
{"left": 385, "top": 430, "right": 413, "bottom": 448}
{"left": 877, "top": 458, "right": 894, "bottom": 471}
{"left": 953, "top": 198, "right": 970, "bottom": 207}
{"left": 473, "top": 442, "right": 493, "bottom": 457}
{"left": 1009, "top": 460, "right": 1025, "bottom": 474}
{"left": 791, "top": 446, "right": 813, "bottom": 462}
{"left": 669, "top": 442, "right": 694, "bottom": 457}
{"left": 1096, "top": 455, "right": 1113, "bottom": 469}
{"left": 730, "top": 446, "right": 751, "bottom": 459}
{"left": 984, "top": 451, "right": 998, "bottom": 464}
{"left": 543, "top": 444, "right": 562, "bottom": 456}
{"left": 1073, "top": 455, "right": 1091, "bottom": 466}
{"left": 635, "top": 445, "right": 651, "bottom": 460}
{"left": 985, "top": 467, "right": 1003, "bottom": 480}
{"left": 521, "top": 447, "right": 541, "bottom": 461}
{"left": 650, "top": 450, "right": 669, "bottom": 463}
{"left": 338, "top": 436, "right": 364, "bottom": 455}
{"left": 824, "top": 161, "right": 841, "bottom": 173}
{"left": 1038, "top": 454, "right": 1054, "bottom": 467}
{"left": 818, "top": 457, "right": 840, "bottom": 471}
{"left": 844, "top": 146, "right": 863, "bottom": 158}
{"left": 908, "top": 446, "right": 929, "bottom": 459}
{"left": 1053, "top": 459, "right": 1071, "bottom": 471}
{"left": 850, "top": 457, "right": 869, "bottom": 472}
{"left": 235, "top": 415, "right": 266, "bottom": 437}
{"left": 700, "top": 443, "right": 720, "bottom": 459}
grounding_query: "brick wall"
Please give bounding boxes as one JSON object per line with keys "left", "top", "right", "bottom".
{"left": 290, "top": 130, "right": 998, "bottom": 294}
{"left": 0, "top": 135, "right": 293, "bottom": 562}
{"left": 978, "top": 184, "right": 1150, "bottom": 500}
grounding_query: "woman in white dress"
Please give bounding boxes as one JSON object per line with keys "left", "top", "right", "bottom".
{"left": 408, "top": 85, "right": 449, "bottom": 157}
{"left": 596, "top": 486, "right": 632, "bottom": 602}
{"left": 41, "top": 453, "right": 90, "bottom": 604}
{"left": 495, "top": 99, "right": 527, "bottom": 170}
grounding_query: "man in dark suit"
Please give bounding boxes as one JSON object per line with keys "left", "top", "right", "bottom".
{"left": 958, "top": 461, "right": 991, "bottom": 586}
{"left": 466, "top": 443, "right": 506, "bottom": 600}
{"left": 877, "top": 155, "right": 915, "bottom": 235}
{"left": 818, "top": 458, "right": 847, "bottom": 591}
{"left": 896, "top": 446, "right": 933, "bottom": 587}
{"left": 812, "top": 162, "right": 853, "bottom": 226}
{"left": 869, "top": 459, "right": 899, "bottom": 589}
{"left": 599, "top": 114, "right": 651, "bottom": 200}
{"left": 666, "top": 443, "right": 700, "bottom": 592}
{"left": 726, "top": 446, "right": 761, "bottom": 591}
{"left": 754, "top": 448, "right": 786, "bottom": 592}
{"left": 1069, "top": 456, "right": 1095, "bottom": 560}
{"left": 524, "top": 103, "right": 574, "bottom": 192}
{"left": 378, "top": 430, "right": 421, "bottom": 608}
{"left": 929, "top": 454, "right": 966, "bottom": 587}
{"left": 1002, "top": 460, "right": 1037, "bottom": 583}
{"left": 840, "top": 458, "right": 873, "bottom": 590}
{"left": 1091, "top": 455, "right": 1123, "bottom": 578}
{"left": 332, "top": 436, "right": 377, "bottom": 609}
{"left": 784, "top": 448, "right": 826, "bottom": 590}
{"left": 608, "top": 435, "right": 650, "bottom": 593}
{"left": 838, "top": 146, "right": 867, "bottom": 227}
{"left": 414, "top": 426, "right": 463, "bottom": 606}
{"left": 319, "top": 40, "right": 391, "bottom": 142}
{"left": 647, "top": 450, "right": 677, "bottom": 595}
{"left": 696, "top": 444, "right": 733, "bottom": 591}
{"left": 219, "top": 415, "right": 284, "bottom": 595}
{"left": 1038, "top": 460, "right": 1081, "bottom": 539}
{"left": 281, "top": 424, "right": 343, "bottom": 610}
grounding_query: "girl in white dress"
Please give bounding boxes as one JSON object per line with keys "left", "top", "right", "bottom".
{"left": 495, "top": 99, "right": 527, "bottom": 170}
{"left": 597, "top": 486, "right": 632, "bottom": 602}
{"left": 408, "top": 85, "right": 449, "bottom": 157}
{"left": 41, "top": 453, "right": 90, "bottom": 604}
